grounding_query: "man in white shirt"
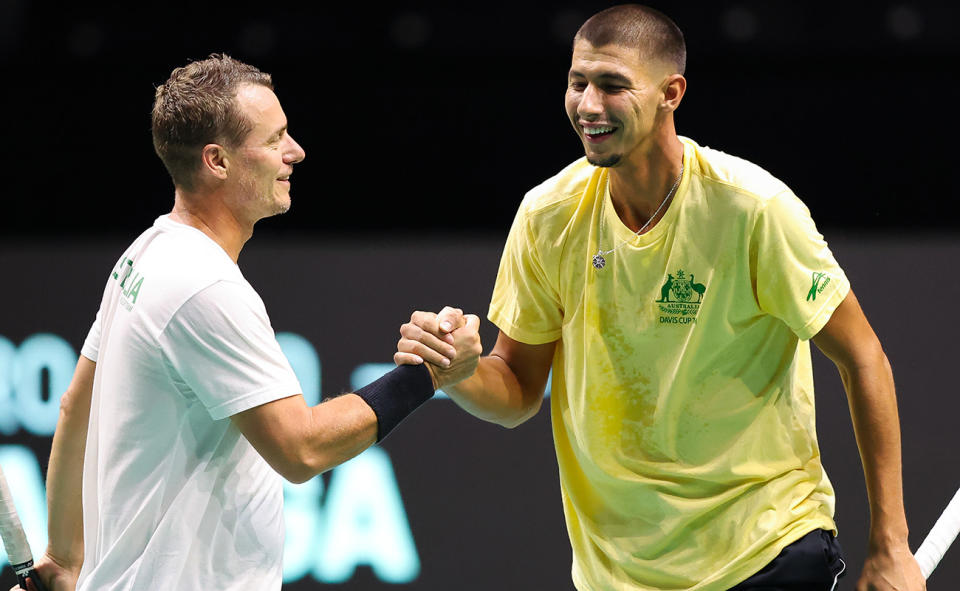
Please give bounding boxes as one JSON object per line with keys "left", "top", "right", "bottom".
{"left": 14, "top": 54, "right": 481, "bottom": 591}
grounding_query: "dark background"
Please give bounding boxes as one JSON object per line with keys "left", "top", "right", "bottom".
{"left": 0, "top": 0, "right": 958, "bottom": 240}
{"left": 1, "top": 0, "right": 959, "bottom": 589}
{"left": 1, "top": 237, "right": 959, "bottom": 588}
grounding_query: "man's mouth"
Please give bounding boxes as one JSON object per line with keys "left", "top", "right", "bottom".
{"left": 583, "top": 126, "right": 615, "bottom": 142}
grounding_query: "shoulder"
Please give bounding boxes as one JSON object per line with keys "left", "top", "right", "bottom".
{"left": 187, "top": 279, "right": 264, "bottom": 312}
{"left": 516, "top": 158, "right": 598, "bottom": 227}
{"left": 683, "top": 137, "right": 793, "bottom": 209}
{"left": 174, "top": 280, "right": 269, "bottom": 335}
{"left": 113, "top": 217, "right": 253, "bottom": 321}
{"left": 141, "top": 218, "right": 245, "bottom": 287}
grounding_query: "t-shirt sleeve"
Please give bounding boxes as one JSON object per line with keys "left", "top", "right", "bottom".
{"left": 80, "top": 310, "right": 102, "bottom": 362}
{"left": 753, "top": 190, "right": 850, "bottom": 340}
{"left": 487, "top": 204, "right": 563, "bottom": 344}
{"left": 158, "top": 280, "right": 303, "bottom": 420}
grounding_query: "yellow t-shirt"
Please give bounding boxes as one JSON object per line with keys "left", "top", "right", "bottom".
{"left": 488, "top": 137, "right": 850, "bottom": 590}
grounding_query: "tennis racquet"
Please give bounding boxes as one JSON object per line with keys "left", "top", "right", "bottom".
{"left": 0, "top": 466, "right": 48, "bottom": 591}
{"left": 914, "top": 483, "right": 960, "bottom": 579}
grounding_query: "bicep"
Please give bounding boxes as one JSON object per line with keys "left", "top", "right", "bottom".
{"left": 230, "top": 394, "right": 311, "bottom": 479}
{"left": 60, "top": 356, "right": 96, "bottom": 420}
{"left": 812, "top": 289, "right": 885, "bottom": 370}
{"left": 752, "top": 191, "right": 850, "bottom": 339}
{"left": 162, "top": 283, "right": 302, "bottom": 418}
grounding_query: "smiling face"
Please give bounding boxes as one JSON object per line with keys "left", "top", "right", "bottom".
{"left": 226, "top": 84, "right": 306, "bottom": 222}
{"left": 565, "top": 41, "right": 673, "bottom": 168}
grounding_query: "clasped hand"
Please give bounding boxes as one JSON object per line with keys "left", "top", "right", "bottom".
{"left": 395, "top": 306, "right": 482, "bottom": 390}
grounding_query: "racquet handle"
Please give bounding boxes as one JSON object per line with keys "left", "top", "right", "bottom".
{"left": 0, "top": 467, "right": 47, "bottom": 591}
{"left": 914, "top": 485, "right": 960, "bottom": 579}
{"left": 18, "top": 570, "right": 48, "bottom": 591}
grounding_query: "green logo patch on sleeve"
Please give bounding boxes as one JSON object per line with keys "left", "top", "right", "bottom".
{"left": 806, "top": 271, "right": 831, "bottom": 302}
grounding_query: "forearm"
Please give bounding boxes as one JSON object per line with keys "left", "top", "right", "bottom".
{"left": 443, "top": 355, "right": 543, "bottom": 428}
{"left": 239, "top": 367, "right": 434, "bottom": 483}
{"left": 244, "top": 394, "right": 378, "bottom": 484}
{"left": 395, "top": 316, "right": 548, "bottom": 428}
{"left": 840, "top": 350, "right": 909, "bottom": 544}
{"left": 814, "top": 290, "right": 923, "bottom": 586}
{"left": 45, "top": 357, "right": 95, "bottom": 571}
{"left": 301, "top": 394, "right": 378, "bottom": 477}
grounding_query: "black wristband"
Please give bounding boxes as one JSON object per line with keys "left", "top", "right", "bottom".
{"left": 354, "top": 364, "right": 435, "bottom": 442}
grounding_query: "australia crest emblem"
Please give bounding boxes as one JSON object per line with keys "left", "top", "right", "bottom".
{"left": 655, "top": 269, "right": 705, "bottom": 325}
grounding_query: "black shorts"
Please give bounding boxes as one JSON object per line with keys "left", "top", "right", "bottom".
{"left": 728, "top": 529, "right": 846, "bottom": 590}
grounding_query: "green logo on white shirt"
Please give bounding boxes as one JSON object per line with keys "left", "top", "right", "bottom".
{"left": 112, "top": 256, "right": 145, "bottom": 307}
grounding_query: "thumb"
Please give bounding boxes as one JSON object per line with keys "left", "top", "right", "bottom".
{"left": 437, "top": 306, "right": 465, "bottom": 333}
{"left": 463, "top": 314, "right": 481, "bottom": 332}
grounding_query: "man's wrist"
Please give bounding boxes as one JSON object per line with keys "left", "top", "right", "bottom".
{"left": 355, "top": 364, "right": 436, "bottom": 442}
{"left": 868, "top": 523, "right": 910, "bottom": 550}
{"left": 425, "top": 363, "right": 440, "bottom": 390}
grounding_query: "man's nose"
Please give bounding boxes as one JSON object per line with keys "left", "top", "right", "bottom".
{"left": 578, "top": 84, "right": 604, "bottom": 119}
{"left": 285, "top": 136, "right": 306, "bottom": 163}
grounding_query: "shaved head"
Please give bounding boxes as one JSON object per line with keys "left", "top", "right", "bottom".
{"left": 574, "top": 4, "right": 686, "bottom": 75}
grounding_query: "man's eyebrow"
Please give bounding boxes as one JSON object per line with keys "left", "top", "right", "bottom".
{"left": 568, "top": 71, "right": 633, "bottom": 85}
{"left": 602, "top": 73, "right": 632, "bottom": 84}
{"left": 269, "top": 125, "right": 287, "bottom": 141}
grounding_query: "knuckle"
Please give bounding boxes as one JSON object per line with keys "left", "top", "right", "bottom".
{"left": 412, "top": 310, "right": 434, "bottom": 324}
{"left": 418, "top": 345, "right": 440, "bottom": 360}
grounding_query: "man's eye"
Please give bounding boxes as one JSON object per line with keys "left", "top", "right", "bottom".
{"left": 569, "top": 82, "right": 586, "bottom": 90}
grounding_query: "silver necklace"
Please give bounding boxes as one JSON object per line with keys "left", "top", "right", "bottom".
{"left": 592, "top": 164, "right": 684, "bottom": 270}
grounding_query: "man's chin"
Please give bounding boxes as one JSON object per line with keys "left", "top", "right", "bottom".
{"left": 255, "top": 200, "right": 290, "bottom": 223}
{"left": 586, "top": 154, "right": 621, "bottom": 168}
{"left": 272, "top": 194, "right": 292, "bottom": 215}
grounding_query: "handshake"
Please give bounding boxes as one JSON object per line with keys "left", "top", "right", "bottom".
{"left": 394, "top": 306, "right": 483, "bottom": 391}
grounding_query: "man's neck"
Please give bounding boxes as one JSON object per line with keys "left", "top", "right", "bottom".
{"left": 607, "top": 133, "right": 685, "bottom": 233}
{"left": 169, "top": 190, "right": 252, "bottom": 263}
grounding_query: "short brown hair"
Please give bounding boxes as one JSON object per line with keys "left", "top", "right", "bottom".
{"left": 574, "top": 4, "right": 686, "bottom": 75}
{"left": 151, "top": 53, "right": 273, "bottom": 190}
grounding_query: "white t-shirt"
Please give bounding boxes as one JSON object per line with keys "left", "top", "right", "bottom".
{"left": 76, "top": 215, "right": 302, "bottom": 591}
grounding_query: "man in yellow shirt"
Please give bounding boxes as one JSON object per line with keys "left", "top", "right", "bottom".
{"left": 397, "top": 4, "right": 925, "bottom": 590}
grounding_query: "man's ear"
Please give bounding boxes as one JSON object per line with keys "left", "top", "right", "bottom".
{"left": 200, "top": 143, "right": 229, "bottom": 181}
{"left": 660, "top": 74, "right": 687, "bottom": 112}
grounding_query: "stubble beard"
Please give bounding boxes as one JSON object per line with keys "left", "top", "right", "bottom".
{"left": 587, "top": 154, "right": 622, "bottom": 168}
{"left": 241, "top": 184, "right": 291, "bottom": 223}
{"left": 269, "top": 191, "right": 291, "bottom": 216}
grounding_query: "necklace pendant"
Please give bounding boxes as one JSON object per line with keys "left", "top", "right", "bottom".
{"left": 592, "top": 252, "right": 606, "bottom": 270}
